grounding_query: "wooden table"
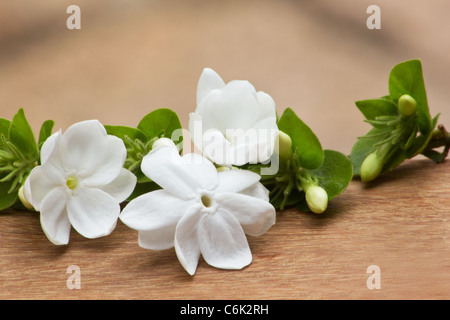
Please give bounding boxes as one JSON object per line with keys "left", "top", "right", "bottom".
{"left": 0, "top": 158, "right": 448, "bottom": 300}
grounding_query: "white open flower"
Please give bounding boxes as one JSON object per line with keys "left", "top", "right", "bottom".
{"left": 119, "top": 145, "right": 276, "bottom": 275}
{"left": 189, "top": 68, "right": 279, "bottom": 167}
{"left": 23, "top": 120, "right": 137, "bottom": 245}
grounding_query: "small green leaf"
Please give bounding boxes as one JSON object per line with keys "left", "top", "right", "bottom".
{"left": 307, "top": 150, "right": 353, "bottom": 200}
{"left": 0, "top": 118, "right": 10, "bottom": 136}
{"left": 355, "top": 98, "right": 398, "bottom": 124}
{"left": 137, "top": 108, "right": 183, "bottom": 144}
{"left": 8, "top": 108, "right": 38, "bottom": 160}
{"left": 277, "top": 108, "right": 323, "bottom": 170}
{"left": 127, "top": 180, "right": 161, "bottom": 201}
{"left": 0, "top": 180, "right": 17, "bottom": 210}
{"left": 350, "top": 127, "right": 388, "bottom": 175}
{"left": 38, "top": 120, "right": 55, "bottom": 151}
{"left": 105, "top": 125, "right": 148, "bottom": 145}
{"left": 388, "top": 59, "right": 432, "bottom": 135}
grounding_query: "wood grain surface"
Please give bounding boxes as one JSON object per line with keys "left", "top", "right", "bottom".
{"left": 0, "top": 158, "right": 448, "bottom": 300}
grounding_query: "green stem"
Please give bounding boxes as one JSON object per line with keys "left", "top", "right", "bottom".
{"left": 421, "top": 124, "right": 450, "bottom": 163}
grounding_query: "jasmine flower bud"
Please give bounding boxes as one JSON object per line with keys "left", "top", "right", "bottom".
{"left": 277, "top": 131, "right": 292, "bottom": 162}
{"left": 360, "top": 152, "right": 383, "bottom": 182}
{"left": 305, "top": 185, "right": 328, "bottom": 214}
{"left": 398, "top": 94, "right": 417, "bottom": 117}
{"left": 152, "top": 137, "right": 176, "bottom": 150}
{"left": 18, "top": 185, "right": 34, "bottom": 210}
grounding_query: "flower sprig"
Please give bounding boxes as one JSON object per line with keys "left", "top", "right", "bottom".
{"left": 350, "top": 59, "right": 449, "bottom": 182}
{"left": 1, "top": 59, "right": 447, "bottom": 275}
{"left": 251, "top": 108, "right": 353, "bottom": 213}
{"left": 0, "top": 109, "right": 54, "bottom": 210}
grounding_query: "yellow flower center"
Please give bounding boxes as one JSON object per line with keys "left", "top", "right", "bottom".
{"left": 201, "top": 194, "right": 212, "bottom": 208}
{"left": 66, "top": 176, "right": 79, "bottom": 190}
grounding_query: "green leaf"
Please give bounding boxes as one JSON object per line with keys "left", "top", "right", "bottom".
{"left": 127, "top": 180, "right": 161, "bottom": 201}
{"left": 38, "top": 120, "right": 55, "bottom": 151}
{"left": 137, "top": 108, "right": 183, "bottom": 144}
{"left": 0, "top": 118, "right": 10, "bottom": 136}
{"left": 277, "top": 108, "right": 323, "bottom": 170}
{"left": 104, "top": 125, "right": 148, "bottom": 145}
{"left": 8, "top": 108, "right": 38, "bottom": 160}
{"left": 350, "top": 127, "right": 388, "bottom": 175}
{"left": 0, "top": 180, "right": 17, "bottom": 210}
{"left": 355, "top": 98, "right": 398, "bottom": 125}
{"left": 388, "top": 59, "right": 432, "bottom": 135}
{"left": 307, "top": 150, "right": 353, "bottom": 200}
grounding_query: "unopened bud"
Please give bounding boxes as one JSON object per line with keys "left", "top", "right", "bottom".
{"left": 18, "top": 185, "right": 34, "bottom": 210}
{"left": 152, "top": 137, "right": 176, "bottom": 150}
{"left": 277, "top": 131, "right": 293, "bottom": 162}
{"left": 360, "top": 152, "right": 383, "bottom": 182}
{"left": 398, "top": 94, "right": 417, "bottom": 117}
{"left": 305, "top": 185, "right": 328, "bottom": 214}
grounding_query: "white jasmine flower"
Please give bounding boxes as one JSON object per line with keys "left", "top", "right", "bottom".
{"left": 23, "top": 120, "right": 137, "bottom": 245}
{"left": 189, "top": 68, "right": 278, "bottom": 167}
{"left": 119, "top": 145, "right": 276, "bottom": 275}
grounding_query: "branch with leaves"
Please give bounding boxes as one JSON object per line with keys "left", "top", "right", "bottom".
{"left": 350, "top": 59, "right": 449, "bottom": 182}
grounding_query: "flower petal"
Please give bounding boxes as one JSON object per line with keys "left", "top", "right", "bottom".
{"left": 197, "top": 208, "right": 252, "bottom": 270}
{"left": 239, "top": 182, "right": 270, "bottom": 202}
{"left": 82, "top": 135, "right": 127, "bottom": 186}
{"left": 194, "top": 90, "right": 229, "bottom": 133}
{"left": 39, "top": 131, "right": 60, "bottom": 165}
{"left": 138, "top": 225, "right": 176, "bottom": 250}
{"left": 196, "top": 68, "right": 225, "bottom": 106}
{"left": 255, "top": 91, "right": 277, "bottom": 119}
{"left": 39, "top": 187, "right": 71, "bottom": 245}
{"left": 174, "top": 206, "right": 203, "bottom": 275}
{"left": 119, "top": 189, "right": 192, "bottom": 231}
{"left": 216, "top": 169, "right": 261, "bottom": 194}
{"left": 39, "top": 132, "right": 66, "bottom": 185}
{"left": 24, "top": 166, "right": 61, "bottom": 211}
{"left": 251, "top": 117, "right": 279, "bottom": 163}
{"left": 215, "top": 192, "right": 276, "bottom": 236}
{"left": 59, "top": 120, "right": 109, "bottom": 178}
{"left": 66, "top": 186, "right": 120, "bottom": 239}
{"left": 141, "top": 146, "right": 218, "bottom": 199}
{"left": 220, "top": 80, "right": 262, "bottom": 128}
{"left": 97, "top": 168, "right": 136, "bottom": 203}
{"left": 201, "top": 128, "right": 232, "bottom": 166}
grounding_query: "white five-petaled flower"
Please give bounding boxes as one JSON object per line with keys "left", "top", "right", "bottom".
{"left": 119, "top": 145, "right": 276, "bottom": 275}
{"left": 23, "top": 120, "right": 137, "bottom": 245}
{"left": 189, "top": 68, "right": 279, "bottom": 167}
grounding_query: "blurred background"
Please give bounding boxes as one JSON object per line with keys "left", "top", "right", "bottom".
{"left": 0, "top": 0, "right": 449, "bottom": 155}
